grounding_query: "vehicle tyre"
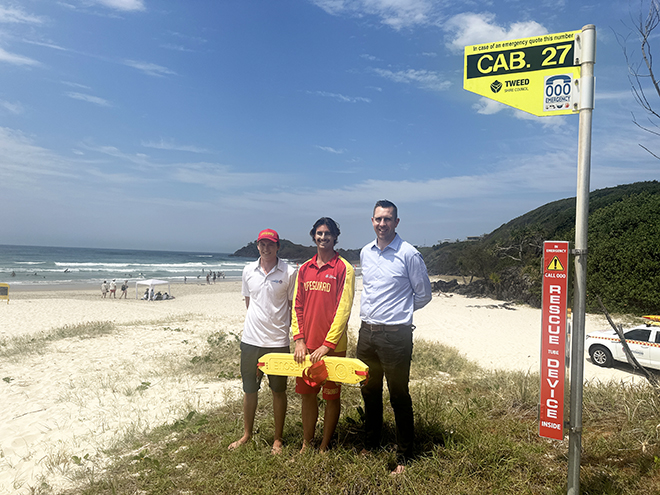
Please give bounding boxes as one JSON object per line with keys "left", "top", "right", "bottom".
{"left": 589, "top": 345, "right": 613, "bottom": 367}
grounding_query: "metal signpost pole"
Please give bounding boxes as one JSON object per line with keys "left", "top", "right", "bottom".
{"left": 567, "top": 24, "right": 596, "bottom": 495}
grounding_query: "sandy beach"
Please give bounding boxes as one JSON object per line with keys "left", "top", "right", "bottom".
{"left": 0, "top": 279, "right": 648, "bottom": 494}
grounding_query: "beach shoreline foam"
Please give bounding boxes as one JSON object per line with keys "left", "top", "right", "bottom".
{"left": 0, "top": 279, "right": 649, "bottom": 493}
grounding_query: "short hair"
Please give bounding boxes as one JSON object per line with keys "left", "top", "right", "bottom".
{"left": 310, "top": 217, "right": 341, "bottom": 246}
{"left": 374, "top": 199, "right": 398, "bottom": 219}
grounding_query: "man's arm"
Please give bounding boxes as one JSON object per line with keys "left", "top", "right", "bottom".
{"left": 290, "top": 271, "right": 308, "bottom": 363}
{"left": 408, "top": 251, "right": 432, "bottom": 311}
{"left": 244, "top": 296, "right": 250, "bottom": 309}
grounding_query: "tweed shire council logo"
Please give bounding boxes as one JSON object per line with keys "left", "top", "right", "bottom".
{"left": 490, "top": 80, "right": 503, "bottom": 93}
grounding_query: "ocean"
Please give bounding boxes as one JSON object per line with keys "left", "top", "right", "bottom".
{"left": 0, "top": 245, "right": 256, "bottom": 288}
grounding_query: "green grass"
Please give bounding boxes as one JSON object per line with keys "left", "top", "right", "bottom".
{"left": 183, "top": 330, "right": 242, "bottom": 379}
{"left": 0, "top": 321, "right": 115, "bottom": 359}
{"left": 41, "top": 339, "right": 660, "bottom": 495}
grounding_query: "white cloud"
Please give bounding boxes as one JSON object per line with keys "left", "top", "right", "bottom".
{"left": 472, "top": 96, "right": 568, "bottom": 128}
{"left": 83, "top": 143, "right": 152, "bottom": 165}
{"left": 142, "top": 139, "right": 209, "bottom": 153}
{"left": 0, "top": 100, "right": 23, "bottom": 114}
{"left": 66, "top": 92, "right": 111, "bottom": 107}
{"left": 473, "top": 97, "right": 505, "bottom": 115}
{"left": 373, "top": 68, "right": 451, "bottom": 91}
{"left": 0, "top": 127, "right": 82, "bottom": 189}
{"left": 316, "top": 145, "right": 346, "bottom": 154}
{"left": 310, "top": 0, "right": 437, "bottom": 30}
{"left": 0, "top": 6, "right": 44, "bottom": 24}
{"left": 444, "top": 12, "right": 547, "bottom": 53}
{"left": 90, "top": 0, "right": 146, "bottom": 12}
{"left": 160, "top": 43, "right": 194, "bottom": 52}
{"left": 24, "top": 39, "right": 68, "bottom": 51}
{"left": 124, "top": 60, "right": 176, "bottom": 77}
{"left": 0, "top": 47, "right": 40, "bottom": 66}
{"left": 62, "top": 81, "right": 92, "bottom": 90}
{"left": 309, "top": 90, "right": 371, "bottom": 103}
{"left": 171, "top": 162, "right": 286, "bottom": 191}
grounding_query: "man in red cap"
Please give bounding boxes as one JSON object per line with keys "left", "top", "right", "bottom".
{"left": 229, "top": 228, "right": 297, "bottom": 454}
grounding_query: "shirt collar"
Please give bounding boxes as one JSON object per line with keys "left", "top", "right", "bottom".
{"left": 370, "top": 233, "right": 401, "bottom": 253}
{"left": 256, "top": 257, "right": 283, "bottom": 273}
{"left": 311, "top": 251, "right": 339, "bottom": 268}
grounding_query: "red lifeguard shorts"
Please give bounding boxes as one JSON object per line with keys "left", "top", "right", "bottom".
{"left": 295, "top": 350, "right": 346, "bottom": 400}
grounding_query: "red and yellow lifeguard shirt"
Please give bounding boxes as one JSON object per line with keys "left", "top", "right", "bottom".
{"left": 291, "top": 253, "right": 355, "bottom": 353}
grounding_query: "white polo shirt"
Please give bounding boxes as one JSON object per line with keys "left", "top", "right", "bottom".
{"left": 241, "top": 257, "right": 297, "bottom": 348}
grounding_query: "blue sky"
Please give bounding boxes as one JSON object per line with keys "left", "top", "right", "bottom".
{"left": 0, "top": 0, "right": 657, "bottom": 253}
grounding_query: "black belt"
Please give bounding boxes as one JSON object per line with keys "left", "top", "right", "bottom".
{"left": 361, "top": 322, "right": 413, "bottom": 332}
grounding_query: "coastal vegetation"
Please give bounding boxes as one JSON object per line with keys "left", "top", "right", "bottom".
{"left": 232, "top": 238, "right": 360, "bottom": 264}
{"left": 419, "top": 181, "right": 660, "bottom": 315}
{"left": 54, "top": 337, "right": 660, "bottom": 495}
{"left": 0, "top": 321, "right": 115, "bottom": 359}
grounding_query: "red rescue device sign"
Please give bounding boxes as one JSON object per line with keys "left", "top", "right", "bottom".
{"left": 539, "top": 241, "right": 569, "bottom": 439}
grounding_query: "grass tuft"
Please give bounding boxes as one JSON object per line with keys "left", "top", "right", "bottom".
{"left": 0, "top": 321, "right": 115, "bottom": 359}
{"left": 185, "top": 331, "right": 242, "bottom": 379}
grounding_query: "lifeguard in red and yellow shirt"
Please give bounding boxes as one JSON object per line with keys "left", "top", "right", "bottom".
{"left": 291, "top": 217, "right": 355, "bottom": 452}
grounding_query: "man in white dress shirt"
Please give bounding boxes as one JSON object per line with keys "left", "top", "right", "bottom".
{"left": 357, "top": 200, "right": 432, "bottom": 474}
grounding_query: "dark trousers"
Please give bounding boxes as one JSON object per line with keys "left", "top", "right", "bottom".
{"left": 356, "top": 324, "right": 414, "bottom": 462}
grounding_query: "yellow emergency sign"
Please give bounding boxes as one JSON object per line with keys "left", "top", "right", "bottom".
{"left": 547, "top": 256, "right": 565, "bottom": 271}
{"left": 464, "top": 30, "right": 581, "bottom": 117}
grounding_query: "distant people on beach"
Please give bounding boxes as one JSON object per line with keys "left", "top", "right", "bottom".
{"left": 101, "top": 281, "right": 108, "bottom": 298}
{"left": 119, "top": 281, "right": 128, "bottom": 299}
{"left": 109, "top": 280, "right": 117, "bottom": 298}
{"left": 150, "top": 287, "right": 155, "bottom": 300}
{"left": 142, "top": 288, "right": 149, "bottom": 300}
{"left": 11, "top": 271, "right": 15, "bottom": 277}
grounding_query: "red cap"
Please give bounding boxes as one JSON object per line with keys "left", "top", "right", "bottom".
{"left": 257, "top": 229, "right": 279, "bottom": 243}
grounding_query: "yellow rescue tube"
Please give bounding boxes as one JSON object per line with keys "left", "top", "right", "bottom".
{"left": 643, "top": 315, "right": 660, "bottom": 324}
{"left": 257, "top": 353, "right": 368, "bottom": 384}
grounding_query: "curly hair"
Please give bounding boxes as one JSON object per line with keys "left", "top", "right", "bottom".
{"left": 309, "top": 217, "right": 341, "bottom": 246}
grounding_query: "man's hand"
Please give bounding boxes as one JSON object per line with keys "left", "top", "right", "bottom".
{"left": 309, "top": 345, "right": 330, "bottom": 363}
{"left": 294, "top": 339, "right": 308, "bottom": 364}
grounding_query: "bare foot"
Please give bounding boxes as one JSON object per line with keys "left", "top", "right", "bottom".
{"left": 271, "top": 439, "right": 284, "bottom": 455}
{"left": 359, "top": 448, "right": 370, "bottom": 456}
{"left": 228, "top": 435, "right": 250, "bottom": 451}
{"left": 300, "top": 441, "right": 311, "bottom": 454}
{"left": 390, "top": 464, "right": 405, "bottom": 476}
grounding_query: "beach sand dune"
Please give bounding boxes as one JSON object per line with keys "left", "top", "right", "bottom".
{"left": 0, "top": 281, "right": 648, "bottom": 494}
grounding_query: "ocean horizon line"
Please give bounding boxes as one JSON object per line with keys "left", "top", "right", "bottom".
{"left": 0, "top": 245, "right": 256, "bottom": 288}
{"left": 0, "top": 243, "right": 236, "bottom": 257}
